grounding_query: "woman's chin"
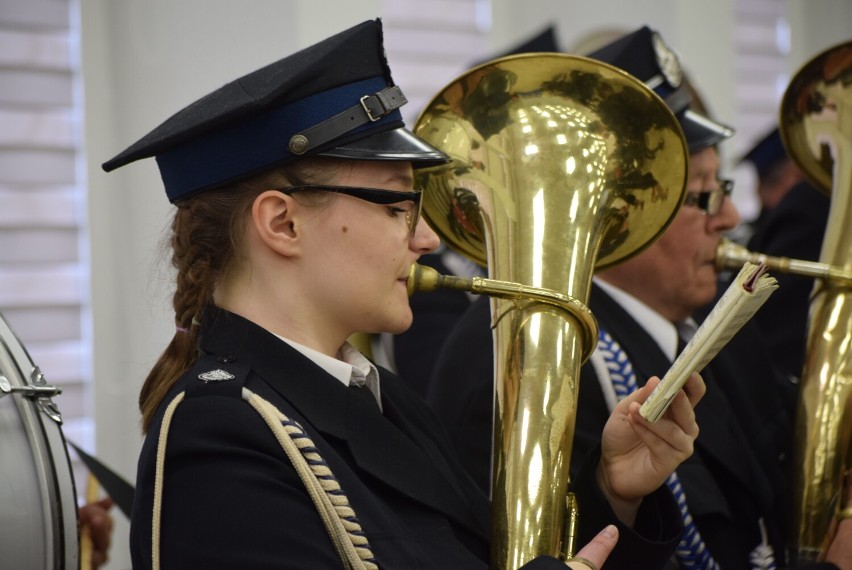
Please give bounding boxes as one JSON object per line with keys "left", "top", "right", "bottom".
{"left": 385, "top": 309, "right": 414, "bottom": 335}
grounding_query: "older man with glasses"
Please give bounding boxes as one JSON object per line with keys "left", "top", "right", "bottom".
{"left": 427, "top": 26, "right": 852, "bottom": 570}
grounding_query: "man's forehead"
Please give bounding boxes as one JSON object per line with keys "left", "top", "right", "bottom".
{"left": 688, "top": 148, "right": 720, "bottom": 178}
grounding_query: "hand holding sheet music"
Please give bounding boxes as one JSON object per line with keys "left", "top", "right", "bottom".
{"left": 639, "top": 262, "right": 779, "bottom": 423}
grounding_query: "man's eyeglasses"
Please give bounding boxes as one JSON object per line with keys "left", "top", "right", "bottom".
{"left": 276, "top": 184, "right": 423, "bottom": 237}
{"left": 682, "top": 179, "right": 734, "bottom": 216}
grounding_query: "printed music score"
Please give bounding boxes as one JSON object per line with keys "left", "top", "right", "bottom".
{"left": 640, "top": 261, "right": 778, "bottom": 423}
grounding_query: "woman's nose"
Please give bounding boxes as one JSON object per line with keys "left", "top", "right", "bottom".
{"left": 411, "top": 217, "right": 440, "bottom": 254}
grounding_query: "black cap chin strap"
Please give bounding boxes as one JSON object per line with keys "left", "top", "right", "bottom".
{"left": 288, "top": 85, "right": 407, "bottom": 156}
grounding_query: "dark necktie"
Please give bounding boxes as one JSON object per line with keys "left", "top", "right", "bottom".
{"left": 676, "top": 334, "right": 688, "bottom": 357}
{"left": 598, "top": 328, "right": 722, "bottom": 570}
{"left": 349, "top": 383, "right": 380, "bottom": 412}
{"left": 675, "top": 320, "right": 697, "bottom": 360}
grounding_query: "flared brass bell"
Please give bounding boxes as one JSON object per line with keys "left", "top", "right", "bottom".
{"left": 411, "top": 53, "right": 689, "bottom": 569}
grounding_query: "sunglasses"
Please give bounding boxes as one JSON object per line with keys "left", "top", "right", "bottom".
{"left": 276, "top": 184, "right": 423, "bottom": 237}
{"left": 682, "top": 178, "right": 734, "bottom": 216}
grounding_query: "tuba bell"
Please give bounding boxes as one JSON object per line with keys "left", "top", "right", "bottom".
{"left": 778, "top": 39, "right": 852, "bottom": 566}
{"left": 411, "top": 53, "right": 688, "bottom": 569}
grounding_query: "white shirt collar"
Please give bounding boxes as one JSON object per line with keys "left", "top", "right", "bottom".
{"left": 273, "top": 334, "right": 382, "bottom": 410}
{"left": 594, "top": 277, "right": 680, "bottom": 361}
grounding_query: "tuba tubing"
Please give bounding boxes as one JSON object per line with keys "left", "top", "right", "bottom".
{"left": 779, "top": 39, "right": 852, "bottom": 565}
{"left": 408, "top": 263, "right": 598, "bottom": 361}
{"left": 715, "top": 238, "right": 852, "bottom": 285}
{"left": 411, "top": 53, "right": 688, "bottom": 568}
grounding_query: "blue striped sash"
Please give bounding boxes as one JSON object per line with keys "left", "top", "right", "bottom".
{"left": 597, "top": 328, "right": 721, "bottom": 570}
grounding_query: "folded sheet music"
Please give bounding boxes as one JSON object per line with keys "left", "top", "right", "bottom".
{"left": 639, "top": 262, "right": 779, "bottom": 423}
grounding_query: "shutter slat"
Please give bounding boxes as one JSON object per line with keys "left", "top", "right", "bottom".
{"left": 732, "top": 1, "right": 789, "bottom": 159}
{"left": 0, "top": 108, "right": 75, "bottom": 148}
{"left": 0, "top": 187, "right": 78, "bottom": 226}
{"left": 0, "top": 267, "right": 84, "bottom": 309}
{"left": 0, "top": 29, "right": 71, "bottom": 69}
{"left": 0, "top": 306, "right": 81, "bottom": 342}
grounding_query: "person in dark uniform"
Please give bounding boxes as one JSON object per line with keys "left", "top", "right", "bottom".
{"left": 102, "top": 19, "right": 708, "bottom": 570}
{"left": 741, "top": 127, "right": 831, "bottom": 383}
{"left": 428, "top": 26, "right": 852, "bottom": 570}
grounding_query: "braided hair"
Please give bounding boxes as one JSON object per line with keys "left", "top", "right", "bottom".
{"left": 139, "top": 159, "right": 339, "bottom": 431}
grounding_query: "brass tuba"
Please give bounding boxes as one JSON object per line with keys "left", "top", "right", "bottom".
{"left": 411, "top": 53, "right": 688, "bottom": 569}
{"left": 778, "top": 40, "right": 852, "bottom": 565}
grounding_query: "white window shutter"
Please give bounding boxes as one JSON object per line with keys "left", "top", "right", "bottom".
{"left": 0, "top": 0, "right": 92, "bottom": 496}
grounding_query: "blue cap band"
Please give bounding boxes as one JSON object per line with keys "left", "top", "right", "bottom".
{"left": 156, "top": 76, "right": 402, "bottom": 202}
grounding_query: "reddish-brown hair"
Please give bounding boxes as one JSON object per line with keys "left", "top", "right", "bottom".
{"left": 139, "top": 159, "right": 338, "bottom": 431}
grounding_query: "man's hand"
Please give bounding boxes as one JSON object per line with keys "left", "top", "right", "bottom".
{"left": 598, "top": 373, "right": 705, "bottom": 524}
{"left": 79, "top": 497, "right": 115, "bottom": 569}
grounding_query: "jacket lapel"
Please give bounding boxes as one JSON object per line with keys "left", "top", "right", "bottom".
{"left": 344, "top": 380, "right": 488, "bottom": 536}
{"left": 590, "top": 285, "right": 765, "bottom": 515}
{"left": 199, "top": 308, "right": 487, "bottom": 538}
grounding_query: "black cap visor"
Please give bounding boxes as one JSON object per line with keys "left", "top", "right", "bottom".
{"left": 681, "top": 109, "right": 734, "bottom": 154}
{"left": 318, "top": 127, "right": 450, "bottom": 167}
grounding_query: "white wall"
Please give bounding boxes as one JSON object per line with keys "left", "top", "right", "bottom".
{"left": 788, "top": 0, "right": 852, "bottom": 70}
{"left": 80, "top": 2, "right": 850, "bottom": 568}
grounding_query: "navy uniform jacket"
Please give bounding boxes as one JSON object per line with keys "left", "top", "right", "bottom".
{"left": 429, "top": 287, "right": 834, "bottom": 570}
{"left": 131, "top": 307, "right": 679, "bottom": 569}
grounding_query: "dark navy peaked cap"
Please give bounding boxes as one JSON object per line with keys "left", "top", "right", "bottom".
{"left": 496, "top": 26, "right": 560, "bottom": 58}
{"left": 587, "top": 26, "right": 734, "bottom": 153}
{"left": 740, "top": 127, "right": 787, "bottom": 178}
{"left": 506, "top": 26, "right": 560, "bottom": 55}
{"left": 103, "top": 19, "right": 449, "bottom": 203}
{"left": 471, "top": 25, "right": 559, "bottom": 67}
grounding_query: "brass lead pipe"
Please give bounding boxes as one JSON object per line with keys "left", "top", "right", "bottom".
{"left": 407, "top": 261, "right": 588, "bottom": 558}
{"left": 716, "top": 238, "right": 852, "bottom": 286}
{"left": 408, "top": 263, "right": 598, "bottom": 362}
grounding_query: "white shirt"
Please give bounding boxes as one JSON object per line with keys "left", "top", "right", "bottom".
{"left": 274, "top": 334, "right": 383, "bottom": 411}
{"left": 594, "top": 278, "right": 680, "bottom": 361}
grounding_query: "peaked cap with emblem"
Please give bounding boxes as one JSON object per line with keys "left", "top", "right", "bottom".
{"left": 587, "top": 26, "right": 734, "bottom": 153}
{"left": 102, "top": 19, "right": 449, "bottom": 203}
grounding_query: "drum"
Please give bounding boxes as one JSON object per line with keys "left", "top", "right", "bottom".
{"left": 0, "top": 312, "right": 79, "bottom": 569}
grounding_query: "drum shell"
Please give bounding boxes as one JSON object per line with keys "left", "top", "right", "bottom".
{"left": 0, "top": 313, "right": 79, "bottom": 569}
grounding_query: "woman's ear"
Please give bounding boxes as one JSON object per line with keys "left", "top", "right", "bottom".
{"left": 251, "top": 190, "right": 300, "bottom": 256}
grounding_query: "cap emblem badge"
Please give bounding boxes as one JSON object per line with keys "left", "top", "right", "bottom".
{"left": 652, "top": 32, "right": 683, "bottom": 88}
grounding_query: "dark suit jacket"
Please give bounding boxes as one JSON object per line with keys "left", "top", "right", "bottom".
{"left": 130, "top": 307, "right": 677, "bottom": 569}
{"left": 747, "top": 180, "right": 830, "bottom": 381}
{"left": 429, "top": 287, "right": 833, "bottom": 570}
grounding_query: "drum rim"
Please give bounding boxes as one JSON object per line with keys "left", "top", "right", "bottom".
{"left": 0, "top": 313, "right": 79, "bottom": 569}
